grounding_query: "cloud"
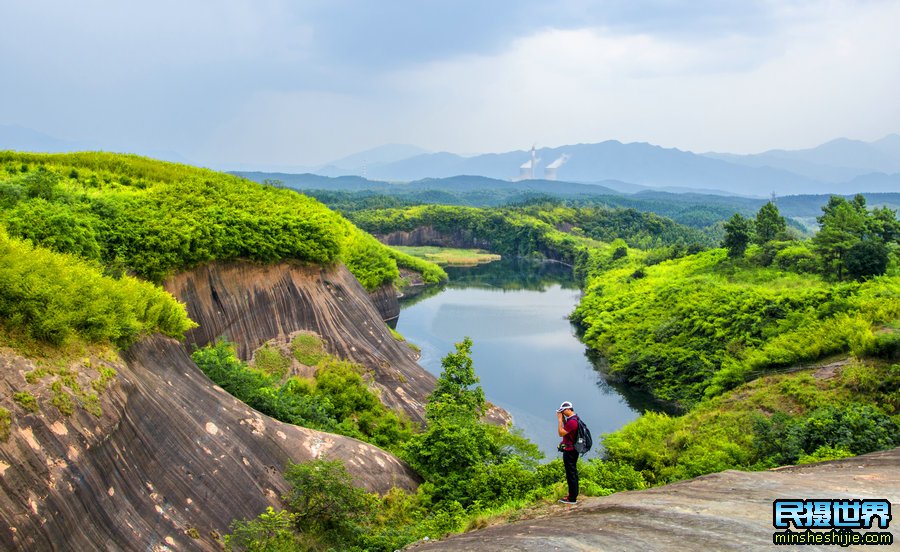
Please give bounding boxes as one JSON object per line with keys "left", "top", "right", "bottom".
{"left": 1, "top": 0, "right": 897, "bottom": 165}
{"left": 369, "top": 0, "right": 900, "bottom": 156}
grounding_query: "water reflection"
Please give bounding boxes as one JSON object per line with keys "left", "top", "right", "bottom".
{"left": 396, "top": 258, "right": 667, "bottom": 458}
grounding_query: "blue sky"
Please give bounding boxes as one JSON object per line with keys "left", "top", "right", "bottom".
{"left": 2, "top": 0, "right": 898, "bottom": 168}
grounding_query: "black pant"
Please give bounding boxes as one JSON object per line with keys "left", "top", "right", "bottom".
{"left": 563, "top": 449, "right": 579, "bottom": 501}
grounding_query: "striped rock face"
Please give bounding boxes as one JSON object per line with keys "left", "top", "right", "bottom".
{"left": 0, "top": 261, "right": 429, "bottom": 551}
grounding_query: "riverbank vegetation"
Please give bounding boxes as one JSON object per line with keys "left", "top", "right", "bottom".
{"left": 348, "top": 201, "right": 711, "bottom": 267}
{"left": 572, "top": 199, "right": 899, "bottom": 485}
{"left": 225, "top": 338, "right": 648, "bottom": 551}
{"left": 391, "top": 245, "right": 501, "bottom": 266}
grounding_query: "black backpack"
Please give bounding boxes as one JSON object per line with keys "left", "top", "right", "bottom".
{"left": 573, "top": 415, "right": 593, "bottom": 454}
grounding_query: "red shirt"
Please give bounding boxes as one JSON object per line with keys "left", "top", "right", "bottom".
{"left": 561, "top": 415, "right": 579, "bottom": 451}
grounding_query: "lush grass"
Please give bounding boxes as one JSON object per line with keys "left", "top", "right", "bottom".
{"left": 252, "top": 345, "right": 291, "bottom": 380}
{"left": 602, "top": 360, "right": 899, "bottom": 485}
{"left": 0, "top": 152, "right": 441, "bottom": 291}
{"left": 0, "top": 228, "right": 195, "bottom": 347}
{"left": 291, "top": 334, "right": 328, "bottom": 366}
{"left": 391, "top": 246, "right": 502, "bottom": 266}
{"left": 572, "top": 247, "right": 900, "bottom": 404}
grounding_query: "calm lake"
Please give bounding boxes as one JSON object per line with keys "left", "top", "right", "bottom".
{"left": 395, "top": 258, "right": 669, "bottom": 458}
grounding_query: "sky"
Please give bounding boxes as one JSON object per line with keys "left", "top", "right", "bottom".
{"left": 2, "top": 0, "right": 899, "bottom": 169}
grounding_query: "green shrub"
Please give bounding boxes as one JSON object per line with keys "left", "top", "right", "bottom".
{"left": 797, "top": 445, "right": 855, "bottom": 465}
{"left": 225, "top": 507, "right": 304, "bottom": 552}
{"left": 282, "top": 459, "right": 378, "bottom": 549}
{"left": 0, "top": 229, "right": 195, "bottom": 346}
{"left": 192, "top": 339, "right": 412, "bottom": 454}
{"left": 0, "top": 407, "right": 10, "bottom": 441}
{"left": 774, "top": 243, "right": 819, "bottom": 273}
{"left": 13, "top": 392, "right": 38, "bottom": 413}
{"left": 50, "top": 380, "right": 75, "bottom": 416}
{"left": 290, "top": 334, "right": 327, "bottom": 366}
{"left": 867, "top": 331, "right": 900, "bottom": 360}
{"left": 252, "top": 345, "right": 290, "bottom": 379}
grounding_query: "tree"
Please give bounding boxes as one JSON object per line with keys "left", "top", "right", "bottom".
{"left": 813, "top": 196, "right": 867, "bottom": 280}
{"left": 868, "top": 206, "right": 900, "bottom": 244}
{"left": 282, "top": 459, "right": 377, "bottom": 548}
{"left": 427, "top": 337, "right": 485, "bottom": 418}
{"left": 846, "top": 240, "right": 889, "bottom": 280}
{"left": 753, "top": 202, "right": 787, "bottom": 245}
{"left": 404, "top": 338, "right": 497, "bottom": 504}
{"left": 722, "top": 213, "right": 752, "bottom": 258}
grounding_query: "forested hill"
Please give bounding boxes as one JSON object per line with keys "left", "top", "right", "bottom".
{"left": 348, "top": 203, "right": 712, "bottom": 267}
{"left": 236, "top": 170, "right": 900, "bottom": 232}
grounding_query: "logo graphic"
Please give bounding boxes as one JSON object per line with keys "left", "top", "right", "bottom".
{"left": 772, "top": 499, "right": 893, "bottom": 546}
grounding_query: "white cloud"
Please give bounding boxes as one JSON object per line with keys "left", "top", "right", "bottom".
{"left": 370, "top": 1, "right": 900, "bottom": 156}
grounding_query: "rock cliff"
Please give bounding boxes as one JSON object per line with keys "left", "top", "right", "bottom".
{"left": 164, "top": 261, "right": 436, "bottom": 424}
{"left": 376, "top": 225, "right": 573, "bottom": 264}
{"left": 415, "top": 447, "right": 900, "bottom": 551}
{"left": 0, "top": 336, "right": 419, "bottom": 552}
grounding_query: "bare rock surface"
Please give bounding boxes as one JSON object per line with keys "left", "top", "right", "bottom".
{"left": 414, "top": 447, "right": 899, "bottom": 551}
{"left": 165, "top": 261, "right": 436, "bottom": 424}
{"left": 0, "top": 336, "right": 419, "bottom": 551}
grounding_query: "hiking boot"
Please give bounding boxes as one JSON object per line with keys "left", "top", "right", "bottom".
{"left": 558, "top": 497, "right": 577, "bottom": 504}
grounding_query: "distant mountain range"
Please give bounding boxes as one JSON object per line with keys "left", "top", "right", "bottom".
{"left": 234, "top": 170, "right": 900, "bottom": 232}
{"left": 3, "top": 123, "right": 897, "bottom": 196}
{"left": 336, "top": 137, "right": 900, "bottom": 196}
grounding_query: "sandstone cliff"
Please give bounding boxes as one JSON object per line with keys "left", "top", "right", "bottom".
{"left": 0, "top": 335, "right": 419, "bottom": 551}
{"left": 1, "top": 259, "right": 523, "bottom": 550}
{"left": 164, "top": 261, "right": 436, "bottom": 424}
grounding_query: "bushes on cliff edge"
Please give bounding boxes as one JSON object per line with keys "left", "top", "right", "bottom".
{"left": 0, "top": 229, "right": 194, "bottom": 346}
{"left": 0, "top": 152, "right": 441, "bottom": 291}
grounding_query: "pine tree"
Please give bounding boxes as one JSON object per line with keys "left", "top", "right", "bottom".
{"left": 722, "top": 213, "right": 752, "bottom": 258}
{"left": 753, "top": 201, "right": 787, "bottom": 245}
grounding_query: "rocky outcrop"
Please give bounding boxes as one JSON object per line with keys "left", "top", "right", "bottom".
{"left": 415, "top": 447, "right": 900, "bottom": 551}
{"left": 376, "top": 226, "right": 574, "bottom": 265}
{"left": 164, "top": 261, "right": 436, "bottom": 424}
{"left": 377, "top": 226, "right": 492, "bottom": 250}
{"left": 368, "top": 282, "right": 401, "bottom": 323}
{"left": 0, "top": 335, "right": 419, "bottom": 552}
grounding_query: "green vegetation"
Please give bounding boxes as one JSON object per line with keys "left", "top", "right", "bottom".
{"left": 252, "top": 345, "right": 291, "bottom": 380}
{"left": 290, "top": 334, "right": 328, "bottom": 366}
{"left": 391, "top": 246, "right": 501, "bottom": 266}
{"left": 603, "top": 361, "right": 899, "bottom": 484}
{"left": 0, "top": 407, "right": 10, "bottom": 441}
{"left": 574, "top": 247, "right": 900, "bottom": 404}
{"left": 387, "top": 247, "right": 448, "bottom": 284}
{"left": 0, "top": 152, "right": 441, "bottom": 291}
{"left": 567, "top": 200, "right": 900, "bottom": 486}
{"left": 12, "top": 392, "right": 39, "bottom": 413}
{"left": 192, "top": 339, "right": 414, "bottom": 455}
{"left": 0, "top": 228, "right": 194, "bottom": 347}
{"left": 226, "top": 338, "right": 648, "bottom": 551}
{"left": 575, "top": 200, "right": 900, "bottom": 405}
{"left": 350, "top": 202, "right": 710, "bottom": 267}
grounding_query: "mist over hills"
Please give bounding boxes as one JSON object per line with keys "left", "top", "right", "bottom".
{"left": 349, "top": 138, "right": 899, "bottom": 196}
{"left": 3, "top": 124, "right": 897, "bottom": 196}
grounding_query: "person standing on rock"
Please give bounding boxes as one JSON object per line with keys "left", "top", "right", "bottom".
{"left": 556, "top": 400, "right": 579, "bottom": 504}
